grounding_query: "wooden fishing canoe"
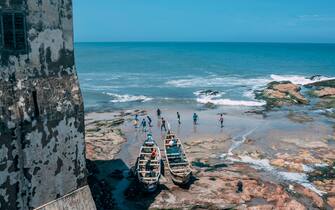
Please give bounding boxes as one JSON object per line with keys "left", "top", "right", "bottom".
{"left": 136, "top": 134, "right": 162, "bottom": 192}
{"left": 164, "top": 132, "right": 192, "bottom": 185}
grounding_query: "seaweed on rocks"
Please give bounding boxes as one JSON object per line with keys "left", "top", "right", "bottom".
{"left": 308, "top": 162, "right": 335, "bottom": 182}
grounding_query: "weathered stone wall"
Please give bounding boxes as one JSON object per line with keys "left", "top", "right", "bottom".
{"left": 0, "top": 0, "right": 93, "bottom": 209}
{"left": 34, "top": 186, "right": 96, "bottom": 210}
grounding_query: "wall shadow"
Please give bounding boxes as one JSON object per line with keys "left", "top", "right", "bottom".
{"left": 86, "top": 159, "right": 168, "bottom": 210}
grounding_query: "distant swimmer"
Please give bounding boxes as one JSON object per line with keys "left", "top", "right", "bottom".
{"left": 177, "top": 112, "right": 181, "bottom": 124}
{"left": 147, "top": 116, "right": 152, "bottom": 127}
{"left": 141, "top": 119, "right": 147, "bottom": 132}
{"left": 193, "top": 113, "right": 198, "bottom": 125}
{"left": 219, "top": 114, "right": 224, "bottom": 128}
{"left": 157, "top": 108, "right": 161, "bottom": 117}
{"left": 161, "top": 117, "right": 167, "bottom": 131}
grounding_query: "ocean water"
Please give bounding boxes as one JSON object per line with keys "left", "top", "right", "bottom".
{"left": 75, "top": 42, "right": 335, "bottom": 111}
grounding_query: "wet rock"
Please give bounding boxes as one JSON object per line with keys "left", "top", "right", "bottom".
{"left": 309, "top": 75, "right": 324, "bottom": 81}
{"left": 203, "top": 102, "right": 217, "bottom": 109}
{"left": 308, "top": 162, "right": 335, "bottom": 182}
{"left": 327, "top": 197, "right": 335, "bottom": 208}
{"left": 310, "top": 87, "right": 335, "bottom": 98}
{"left": 305, "top": 79, "right": 335, "bottom": 88}
{"left": 270, "top": 159, "right": 304, "bottom": 172}
{"left": 197, "top": 90, "right": 220, "bottom": 96}
{"left": 192, "top": 161, "right": 211, "bottom": 168}
{"left": 287, "top": 112, "right": 313, "bottom": 123}
{"left": 293, "top": 185, "right": 324, "bottom": 208}
{"left": 314, "top": 98, "right": 335, "bottom": 111}
{"left": 255, "top": 81, "right": 309, "bottom": 109}
{"left": 85, "top": 118, "right": 126, "bottom": 160}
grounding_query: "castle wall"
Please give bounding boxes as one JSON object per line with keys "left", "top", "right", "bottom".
{"left": 0, "top": 0, "right": 94, "bottom": 209}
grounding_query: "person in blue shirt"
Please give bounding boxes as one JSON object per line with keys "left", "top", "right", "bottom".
{"left": 141, "top": 119, "right": 147, "bottom": 132}
{"left": 193, "top": 113, "right": 198, "bottom": 125}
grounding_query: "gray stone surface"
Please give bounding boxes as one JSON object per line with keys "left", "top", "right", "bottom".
{"left": 34, "top": 186, "right": 96, "bottom": 210}
{"left": 0, "top": 0, "right": 94, "bottom": 209}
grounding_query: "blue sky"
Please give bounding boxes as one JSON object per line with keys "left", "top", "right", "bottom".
{"left": 73, "top": 0, "right": 335, "bottom": 43}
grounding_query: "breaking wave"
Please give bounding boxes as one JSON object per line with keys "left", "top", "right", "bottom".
{"left": 270, "top": 74, "right": 335, "bottom": 85}
{"left": 196, "top": 97, "right": 266, "bottom": 107}
{"left": 104, "top": 92, "right": 153, "bottom": 103}
{"left": 167, "top": 74, "right": 335, "bottom": 88}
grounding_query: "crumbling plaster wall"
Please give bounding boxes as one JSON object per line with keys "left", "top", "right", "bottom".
{"left": 0, "top": 0, "right": 89, "bottom": 209}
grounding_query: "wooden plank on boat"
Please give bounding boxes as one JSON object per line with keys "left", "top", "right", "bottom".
{"left": 139, "top": 160, "right": 159, "bottom": 162}
{"left": 142, "top": 177, "right": 158, "bottom": 181}
{"left": 138, "top": 163, "right": 160, "bottom": 166}
{"left": 171, "top": 168, "right": 189, "bottom": 172}
{"left": 166, "top": 153, "right": 181, "bottom": 156}
{"left": 169, "top": 162, "right": 188, "bottom": 166}
{"left": 141, "top": 146, "right": 155, "bottom": 149}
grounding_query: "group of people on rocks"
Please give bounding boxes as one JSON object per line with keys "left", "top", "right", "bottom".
{"left": 133, "top": 108, "right": 225, "bottom": 132}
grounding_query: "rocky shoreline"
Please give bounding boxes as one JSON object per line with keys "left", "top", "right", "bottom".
{"left": 255, "top": 78, "right": 335, "bottom": 111}
{"left": 83, "top": 78, "right": 335, "bottom": 210}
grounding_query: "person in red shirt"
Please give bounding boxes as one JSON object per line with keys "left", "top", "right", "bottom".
{"left": 151, "top": 148, "right": 157, "bottom": 159}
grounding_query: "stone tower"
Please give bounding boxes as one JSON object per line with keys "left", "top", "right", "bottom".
{"left": 0, "top": 0, "right": 95, "bottom": 209}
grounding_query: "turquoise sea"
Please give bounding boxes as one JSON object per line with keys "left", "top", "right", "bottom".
{"left": 75, "top": 42, "right": 335, "bottom": 111}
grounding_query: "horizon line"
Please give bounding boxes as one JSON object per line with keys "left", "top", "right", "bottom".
{"left": 74, "top": 41, "right": 335, "bottom": 45}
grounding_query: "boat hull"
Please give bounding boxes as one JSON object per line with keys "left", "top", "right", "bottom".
{"left": 171, "top": 171, "right": 192, "bottom": 185}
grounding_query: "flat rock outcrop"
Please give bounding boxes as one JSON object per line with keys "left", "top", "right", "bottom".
{"left": 255, "top": 81, "right": 309, "bottom": 109}
{"left": 311, "top": 87, "right": 335, "bottom": 98}
{"left": 85, "top": 119, "right": 126, "bottom": 160}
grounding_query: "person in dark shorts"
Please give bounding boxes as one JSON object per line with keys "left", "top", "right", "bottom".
{"left": 177, "top": 112, "right": 181, "bottom": 124}
{"left": 161, "top": 117, "right": 167, "bottom": 131}
{"left": 147, "top": 116, "right": 152, "bottom": 127}
{"left": 219, "top": 114, "right": 224, "bottom": 128}
{"left": 193, "top": 113, "right": 198, "bottom": 125}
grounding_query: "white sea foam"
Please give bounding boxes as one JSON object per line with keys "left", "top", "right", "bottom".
{"left": 104, "top": 92, "right": 153, "bottom": 103}
{"left": 194, "top": 89, "right": 265, "bottom": 107}
{"left": 227, "top": 155, "right": 326, "bottom": 196}
{"left": 228, "top": 126, "right": 259, "bottom": 155}
{"left": 270, "top": 74, "right": 335, "bottom": 85}
{"left": 196, "top": 97, "right": 266, "bottom": 107}
{"left": 167, "top": 74, "right": 334, "bottom": 88}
